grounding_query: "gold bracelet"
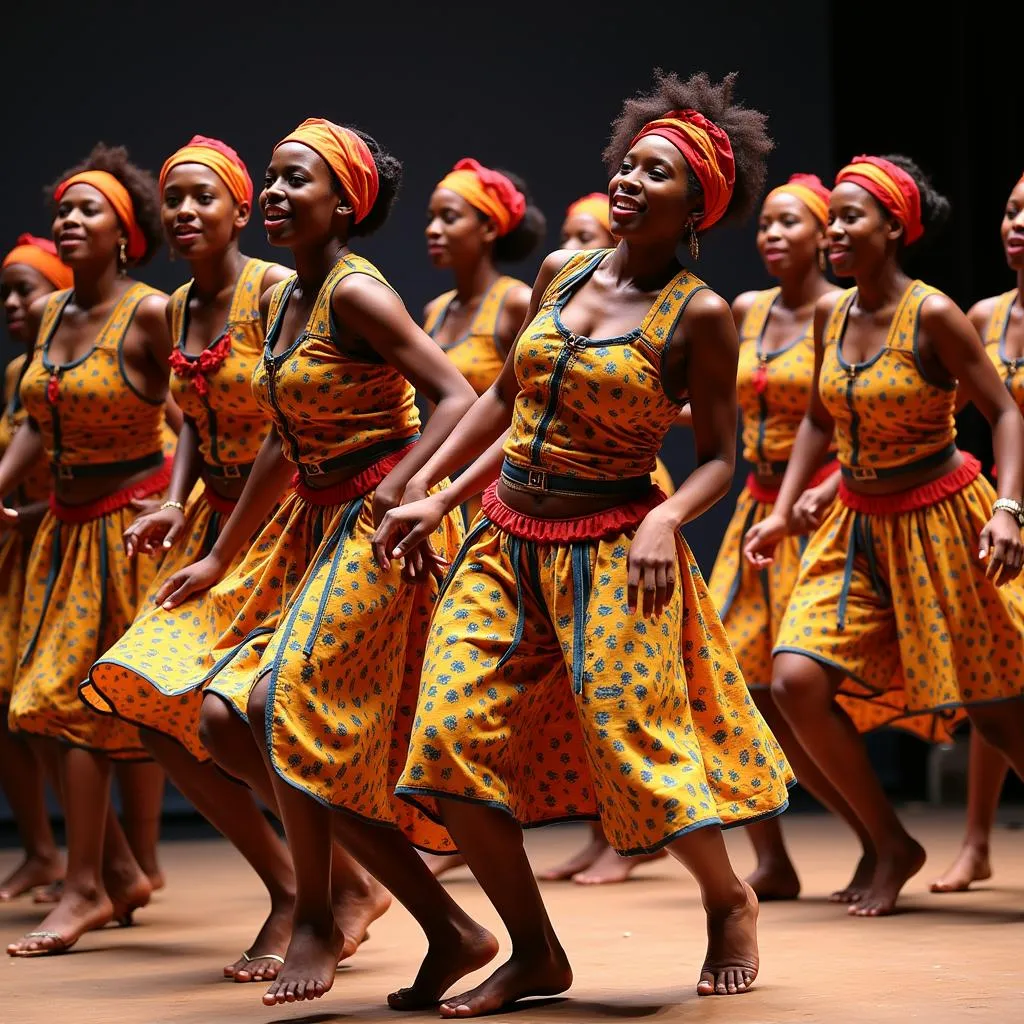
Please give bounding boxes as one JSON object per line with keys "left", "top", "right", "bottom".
{"left": 160, "top": 500, "right": 185, "bottom": 513}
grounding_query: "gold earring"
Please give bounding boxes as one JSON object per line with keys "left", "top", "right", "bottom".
{"left": 118, "top": 238, "right": 128, "bottom": 273}
{"left": 688, "top": 222, "right": 700, "bottom": 262}
{"left": 818, "top": 247, "right": 827, "bottom": 273}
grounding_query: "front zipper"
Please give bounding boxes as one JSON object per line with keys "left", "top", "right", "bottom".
{"left": 263, "top": 353, "right": 303, "bottom": 463}
{"left": 845, "top": 365, "right": 860, "bottom": 466}
{"left": 528, "top": 332, "right": 586, "bottom": 465}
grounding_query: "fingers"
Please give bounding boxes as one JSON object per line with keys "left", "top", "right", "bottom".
{"left": 642, "top": 562, "right": 656, "bottom": 619}
{"left": 372, "top": 513, "right": 398, "bottom": 573}
{"left": 626, "top": 559, "right": 640, "bottom": 614}
{"left": 157, "top": 574, "right": 193, "bottom": 610}
{"left": 162, "top": 519, "right": 183, "bottom": 550}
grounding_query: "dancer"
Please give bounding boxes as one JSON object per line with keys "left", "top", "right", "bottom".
{"left": 143, "top": 118, "right": 499, "bottom": 1009}
{"left": 930, "top": 172, "right": 1024, "bottom": 893}
{"left": 3, "top": 145, "right": 171, "bottom": 955}
{"left": 744, "top": 154, "right": 1024, "bottom": 917}
{"left": 536, "top": 190, "right": 677, "bottom": 886}
{"left": 0, "top": 236, "right": 71, "bottom": 901}
{"left": 376, "top": 71, "right": 793, "bottom": 1014}
{"left": 80, "top": 135, "right": 329, "bottom": 982}
{"left": 708, "top": 174, "right": 879, "bottom": 903}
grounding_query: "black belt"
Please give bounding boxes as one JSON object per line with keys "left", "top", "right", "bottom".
{"left": 52, "top": 450, "right": 164, "bottom": 481}
{"left": 751, "top": 458, "right": 790, "bottom": 477}
{"left": 202, "top": 461, "right": 254, "bottom": 480}
{"left": 300, "top": 433, "right": 419, "bottom": 479}
{"left": 840, "top": 443, "right": 957, "bottom": 482}
{"left": 500, "top": 459, "right": 652, "bottom": 498}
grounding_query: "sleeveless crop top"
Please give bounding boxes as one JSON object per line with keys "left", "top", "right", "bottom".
{"left": 20, "top": 282, "right": 168, "bottom": 479}
{"left": 818, "top": 281, "right": 957, "bottom": 480}
{"left": 502, "top": 249, "right": 705, "bottom": 481}
{"left": 0, "top": 354, "right": 51, "bottom": 503}
{"left": 983, "top": 289, "right": 1024, "bottom": 411}
{"left": 251, "top": 253, "right": 420, "bottom": 479}
{"left": 424, "top": 275, "right": 523, "bottom": 395}
{"left": 168, "top": 258, "right": 277, "bottom": 476}
{"left": 736, "top": 287, "right": 831, "bottom": 470}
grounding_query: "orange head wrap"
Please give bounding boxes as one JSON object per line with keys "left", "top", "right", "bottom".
{"left": 565, "top": 192, "right": 611, "bottom": 233}
{"left": 765, "top": 173, "right": 831, "bottom": 226}
{"left": 159, "top": 135, "right": 253, "bottom": 206}
{"left": 835, "top": 156, "right": 923, "bottom": 246}
{"left": 437, "top": 159, "right": 526, "bottom": 236}
{"left": 2, "top": 234, "right": 74, "bottom": 290}
{"left": 276, "top": 118, "right": 379, "bottom": 223}
{"left": 53, "top": 170, "right": 147, "bottom": 261}
{"left": 630, "top": 109, "right": 736, "bottom": 231}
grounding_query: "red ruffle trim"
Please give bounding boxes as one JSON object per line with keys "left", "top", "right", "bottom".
{"left": 203, "top": 486, "right": 239, "bottom": 516}
{"left": 839, "top": 452, "right": 981, "bottom": 514}
{"left": 293, "top": 445, "right": 414, "bottom": 506}
{"left": 49, "top": 458, "right": 173, "bottom": 524}
{"left": 481, "top": 480, "right": 666, "bottom": 541}
{"left": 746, "top": 460, "right": 839, "bottom": 505}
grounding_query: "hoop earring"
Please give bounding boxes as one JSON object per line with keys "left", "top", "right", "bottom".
{"left": 118, "top": 238, "right": 128, "bottom": 274}
{"left": 687, "top": 222, "right": 700, "bottom": 262}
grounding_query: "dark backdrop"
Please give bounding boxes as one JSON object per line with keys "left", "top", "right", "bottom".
{"left": 1, "top": 0, "right": 832, "bottom": 573}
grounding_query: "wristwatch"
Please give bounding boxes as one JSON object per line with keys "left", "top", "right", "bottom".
{"left": 992, "top": 497, "right": 1024, "bottom": 528}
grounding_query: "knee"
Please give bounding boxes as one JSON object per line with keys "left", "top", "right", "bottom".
{"left": 245, "top": 678, "right": 270, "bottom": 739}
{"left": 198, "top": 694, "right": 237, "bottom": 761}
{"left": 769, "top": 656, "right": 832, "bottom": 720}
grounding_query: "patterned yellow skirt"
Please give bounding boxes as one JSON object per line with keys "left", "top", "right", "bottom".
{"left": 8, "top": 465, "right": 171, "bottom": 759}
{"left": 81, "top": 484, "right": 259, "bottom": 752}
{"left": 774, "top": 456, "right": 1024, "bottom": 742}
{"left": 0, "top": 529, "right": 34, "bottom": 704}
{"left": 397, "top": 483, "right": 794, "bottom": 856}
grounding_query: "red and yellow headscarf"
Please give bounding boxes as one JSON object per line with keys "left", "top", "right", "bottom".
{"left": 765, "top": 173, "right": 831, "bottom": 226}
{"left": 159, "top": 135, "right": 253, "bottom": 205}
{"left": 437, "top": 159, "right": 526, "bottom": 236}
{"left": 835, "top": 156, "right": 923, "bottom": 245}
{"left": 565, "top": 192, "right": 611, "bottom": 233}
{"left": 631, "top": 109, "right": 736, "bottom": 231}
{"left": 2, "top": 234, "right": 74, "bottom": 289}
{"left": 54, "top": 170, "right": 147, "bottom": 261}
{"left": 276, "top": 118, "right": 379, "bottom": 223}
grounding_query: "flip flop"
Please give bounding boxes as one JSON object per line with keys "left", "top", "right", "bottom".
{"left": 7, "top": 930, "right": 76, "bottom": 957}
{"left": 230, "top": 950, "right": 286, "bottom": 982}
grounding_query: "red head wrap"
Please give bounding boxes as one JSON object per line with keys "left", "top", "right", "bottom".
{"left": 160, "top": 135, "right": 253, "bottom": 206}
{"left": 835, "top": 156, "right": 923, "bottom": 245}
{"left": 437, "top": 159, "right": 526, "bottom": 236}
{"left": 630, "top": 109, "right": 736, "bottom": 231}
{"left": 2, "top": 234, "right": 73, "bottom": 289}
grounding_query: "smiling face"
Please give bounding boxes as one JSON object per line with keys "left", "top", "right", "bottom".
{"left": 52, "top": 183, "right": 122, "bottom": 271}
{"left": 260, "top": 142, "right": 342, "bottom": 248}
{"left": 1001, "top": 178, "right": 1024, "bottom": 272}
{"left": 756, "top": 192, "right": 824, "bottom": 279}
{"left": 424, "top": 187, "right": 493, "bottom": 270}
{"left": 826, "top": 181, "right": 902, "bottom": 278}
{"left": 162, "top": 163, "right": 249, "bottom": 260}
{"left": 606, "top": 134, "right": 699, "bottom": 246}
{"left": 1, "top": 263, "right": 53, "bottom": 343}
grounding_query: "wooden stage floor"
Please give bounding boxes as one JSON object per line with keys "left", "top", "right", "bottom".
{"left": 0, "top": 809, "right": 1021, "bottom": 1023}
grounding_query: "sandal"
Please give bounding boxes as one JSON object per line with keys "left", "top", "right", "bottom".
{"left": 7, "top": 930, "right": 76, "bottom": 958}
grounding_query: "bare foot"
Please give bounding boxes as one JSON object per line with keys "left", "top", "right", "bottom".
{"left": 437, "top": 940, "right": 573, "bottom": 1018}
{"left": 105, "top": 862, "right": 153, "bottom": 926}
{"left": 335, "top": 876, "right": 392, "bottom": 961}
{"left": 698, "top": 880, "right": 759, "bottom": 996}
{"left": 261, "top": 917, "right": 345, "bottom": 1006}
{"left": 930, "top": 844, "right": 991, "bottom": 894}
{"left": 32, "top": 880, "right": 64, "bottom": 904}
{"left": 6, "top": 887, "right": 115, "bottom": 956}
{"left": 849, "top": 837, "right": 926, "bottom": 917}
{"left": 745, "top": 858, "right": 800, "bottom": 902}
{"left": 421, "top": 852, "right": 467, "bottom": 879}
{"left": 830, "top": 851, "right": 877, "bottom": 904}
{"left": 537, "top": 836, "right": 607, "bottom": 881}
{"left": 0, "top": 854, "right": 64, "bottom": 901}
{"left": 572, "top": 846, "right": 667, "bottom": 886}
{"left": 388, "top": 922, "right": 500, "bottom": 1011}
{"left": 146, "top": 869, "right": 166, "bottom": 893}
{"left": 227, "top": 899, "right": 293, "bottom": 982}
